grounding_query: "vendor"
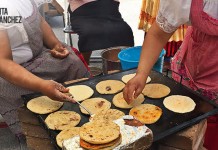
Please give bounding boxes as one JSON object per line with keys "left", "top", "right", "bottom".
{"left": 0, "top": 0, "right": 90, "bottom": 137}
{"left": 123, "top": 0, "right": 218, "bottom": 149}
{"left": 68, "top": 0, "right": 134, "bottom": 64}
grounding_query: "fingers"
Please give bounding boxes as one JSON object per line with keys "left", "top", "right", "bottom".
{"left": 134, "top": 87, "right": 142, "bottom": 99}
{"left": 53, "top": 82, "right": 75, "bottom": 103}
{"left": 54, "top": 82, "right": 68, "bottom": 93}
{"left": 55, "top": 44, "right": 66, "bottom": 52}
{"left": 123, "top": 82, "right": 135, "bottom": 104}
{"left": 50, "top": 50, "right": 69, "bottom": 58}
{"left": 62, "top": 93, "right": 76, "bottom": 103}
{"left": 50, "top": 48, "right": 69, "bottom": 59}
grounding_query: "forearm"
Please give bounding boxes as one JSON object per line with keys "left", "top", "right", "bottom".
{"left": 40, "top": 17, "right": 61, "bottom": 49}
{"left": 0, "top": 59, "right": 45, "bottom": 92}
{"left": 137, "top": 22, "right": 174, "bottom": 78}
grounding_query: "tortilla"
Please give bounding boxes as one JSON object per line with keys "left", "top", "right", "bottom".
{"left": 90, "top": 109, "right": 125, "bottom": 122}
{"left": 163, "top": 95, "right": 196, "bottom": 113}
{"left": 122, "top": 73, "right": 151, "bottom": 84}
{"left": 80, "top": 134, "right": 122, "bottom": 150}
{"left": 80, "top": 121, "right": 120, "bottom": 144}
{"left": 113, "top": 92, "right": 144, "bottom": 109}
{"left": 79, "top": 98, "right": 111, "bottom": 115}
{"left": 96, "top": 80, "right": 125, "bottom": 94}
{"left": 68, "top": 85, "right": 94, "bottom": 101}
{"left": 27, "top": 96, "right": 63, "bottom": 114}
{"left": 45, "top": 111, "right": 81, "bottom": 130}
{"left": 56, "top": 127, "right": 80, "bottom": 148}
{"left": 129, "top": 104, "right": 162, "bottom": 124}
{"left": 142, "top": 83, "right": 170, "bottom": 98}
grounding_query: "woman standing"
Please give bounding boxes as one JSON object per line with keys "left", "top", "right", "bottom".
{"left": 124, "top": 0, "right": 218, "bottom": 149}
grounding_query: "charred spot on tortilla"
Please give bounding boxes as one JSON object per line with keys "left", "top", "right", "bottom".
{"left": 106, "top": 86, "right": 112, "bottom": 91}
{"left": 98, "top": 101, "right": 105, "bottom": 107}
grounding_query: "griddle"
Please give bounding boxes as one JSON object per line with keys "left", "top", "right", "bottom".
{"left": 22, "top": 69, "right": 218, "bottom": 149}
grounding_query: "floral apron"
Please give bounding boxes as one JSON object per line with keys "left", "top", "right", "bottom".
{"left": 171, "top": 0, "right": 218, "bottom": 149}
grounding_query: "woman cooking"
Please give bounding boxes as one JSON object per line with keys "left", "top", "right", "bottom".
{"left": 123, "top": 0, "right": 218, "bottom": 149}
{"left": 0, "top": 0, "right": 90, "bottom": 140}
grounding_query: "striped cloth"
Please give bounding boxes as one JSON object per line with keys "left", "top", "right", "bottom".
{"left": 138, "top": 0, "right": 187, "bottom": 57}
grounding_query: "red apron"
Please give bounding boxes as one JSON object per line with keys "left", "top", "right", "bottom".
{"left": 171, "top": 0, "right": 218, "bottom": 149}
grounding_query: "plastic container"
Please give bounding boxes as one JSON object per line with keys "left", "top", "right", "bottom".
{"left": 118, "top": 46, "right": 166, "bottom": 73}
{"left": 101, "top": 46, "right": 129, "bottom": 74}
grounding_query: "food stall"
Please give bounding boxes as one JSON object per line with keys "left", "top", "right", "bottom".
{"left": 20, "top": 68, "right": 218, "bottom": 149}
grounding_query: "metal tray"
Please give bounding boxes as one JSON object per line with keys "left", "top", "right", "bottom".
{"left": 22, "top": 69, "right": 218, "bottom": 149}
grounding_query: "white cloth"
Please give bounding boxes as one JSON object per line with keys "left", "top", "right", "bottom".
{"left": 156, "top": 0, "right": 218, "bottom": 33}
{"left": 0, "top": 0, "right": 52, "bottom": 64}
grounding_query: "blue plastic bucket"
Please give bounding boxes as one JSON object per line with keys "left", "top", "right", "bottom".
{"left": 118, "top": 46, "right": 166, "bottom": 73}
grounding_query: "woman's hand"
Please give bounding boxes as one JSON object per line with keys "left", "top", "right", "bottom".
{"left": 50, "top": 43, "right": 70, "bottom": 59}
{"left": 40, "top": 80, "right": 75, "bottom": 103}
{"left": 123, "top": 73, "right": 146, "bottom": 104}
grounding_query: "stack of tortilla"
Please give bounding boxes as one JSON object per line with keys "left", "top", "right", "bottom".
{"left": 79, "top": 121, "right": 121, "bottom": 149}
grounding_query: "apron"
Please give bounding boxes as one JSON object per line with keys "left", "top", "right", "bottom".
{"left": 0, "top": 0, "right": 90, "bottom": 134}
{"left": 68, "top": 0, "right": 134, "bottom": 52}
{"left": 171, "top": 0, "right": 218, "bottom": 149}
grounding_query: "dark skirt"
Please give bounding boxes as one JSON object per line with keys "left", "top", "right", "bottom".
{"left": 68, "top": 0, "right": 134, "bottom": 52}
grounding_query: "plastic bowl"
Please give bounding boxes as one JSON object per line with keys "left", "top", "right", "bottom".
{"left": 118, "top": 46, "right": 166, "bottom": 72}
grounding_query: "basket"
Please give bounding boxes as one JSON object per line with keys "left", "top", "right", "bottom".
{"left": 118, "top": 46, "right": 166, "bottom": 73}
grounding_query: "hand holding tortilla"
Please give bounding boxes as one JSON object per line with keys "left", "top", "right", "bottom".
{"left": 123, "top": 73, "right": 148, "bottom": 104}
{"left": 122, "top": 73, "right": 151, "bottom": 84}
{"left": 113, "top": 92, "right": 144, "bottom": 109}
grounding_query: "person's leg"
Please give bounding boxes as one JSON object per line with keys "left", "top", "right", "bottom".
{"left": 81, "top": 51, "right": 92, "bottom": 65}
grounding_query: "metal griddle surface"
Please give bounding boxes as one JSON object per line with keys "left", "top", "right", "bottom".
{"left": 22, "top": 69, "right": 218, "bottom": 149}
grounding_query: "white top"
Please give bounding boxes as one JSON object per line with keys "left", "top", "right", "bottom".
{"left": 68, "top": 0, "right": 119, "bottom": 12}
{"left": 0, "top": 0, "right": 52, "bottom": 64}
{"left": 156, "top": 0, "right": 218, "bottom": 33}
